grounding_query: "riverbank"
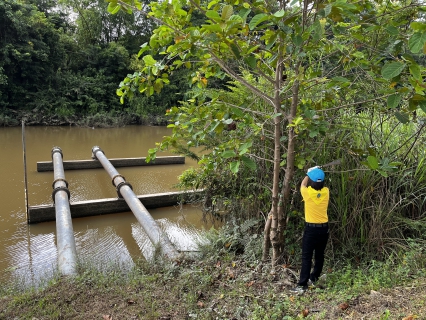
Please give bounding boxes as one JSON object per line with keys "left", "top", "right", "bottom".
{"left": 0, "top": 109, "right": 168, "bottom": 128}
{"left": 1, "top": 228, "right": 425, "bottom": 320}
{"left": 0, "top": 257, "right": 424, "bottom": 319}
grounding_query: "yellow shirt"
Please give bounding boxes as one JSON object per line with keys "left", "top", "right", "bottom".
{"left": 300, "top": 186, "right": 329, "bottom": 223}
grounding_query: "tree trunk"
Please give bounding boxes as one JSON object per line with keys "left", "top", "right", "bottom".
{"left": 270, "top": 56, "right": 284, "bottom": 267}
{"left": 262, "top": 211, "right": 272, "bottom": 262}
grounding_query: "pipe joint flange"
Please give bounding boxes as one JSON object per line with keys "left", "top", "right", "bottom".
{"left": 111, "top": 174, "right": 125, "bottom": 186}
{"left": 116, "top": 182, "right": 132, "bottom": 198}
{"left": 51, "top": 147, "right": 63, "bottom": 160}
{"left": 52, "top": 178, "right": 68, "bottom": 189}
{"left": 52, "top": 186, "right": 71, "bottom": 203}
{"left": 91, "top": 146, "right": 104, "bottom": 160}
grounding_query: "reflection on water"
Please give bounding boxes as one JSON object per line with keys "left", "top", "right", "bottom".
{"left": 0, "top": 126, "right": 218, "bottom": 288}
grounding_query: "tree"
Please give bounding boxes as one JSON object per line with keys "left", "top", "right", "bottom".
{"left": 0, "top": 0, "right": 66, "bottom": 111}
{"left": 112, "top": 0, "right": 426, "bottom": 266}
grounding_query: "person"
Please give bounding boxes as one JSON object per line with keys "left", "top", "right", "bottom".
{"left": 290, "top": 166, "right": 330, "bottom": 295}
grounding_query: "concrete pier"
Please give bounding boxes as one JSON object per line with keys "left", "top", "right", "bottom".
{"left": 37, "top": 156, "right": 185, "bottom": 172}
{"left": 28, "top": 190, "right": 198, "bottom": 224}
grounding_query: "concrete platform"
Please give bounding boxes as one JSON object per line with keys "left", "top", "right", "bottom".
{"left": 37, "top": 156, "right": 185, "bottom": 172}
{"left": 28, "top": 191, "right": 199, "bottom": 224}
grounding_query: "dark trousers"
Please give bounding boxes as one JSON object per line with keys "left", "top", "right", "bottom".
{"left": 297, "top": 225, "right": 329, "bottom": 286}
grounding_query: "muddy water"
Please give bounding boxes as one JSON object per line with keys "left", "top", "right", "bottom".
{"left": 0, "top": 125, "right": 215, "bottom": 287}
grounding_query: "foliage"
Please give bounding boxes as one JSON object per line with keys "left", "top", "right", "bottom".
{"left": 0, "top": 0, "right": 164, "bottom": 126}
{"left": 110, "top": 0, "right": 426, "bottom": 264}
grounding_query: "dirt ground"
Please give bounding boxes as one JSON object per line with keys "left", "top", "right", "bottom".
{"left": 304, "top": 280, "right": 426, "bottom": 319}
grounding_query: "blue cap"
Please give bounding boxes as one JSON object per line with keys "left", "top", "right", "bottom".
{"left": 307, "top": 168, "right": 325, "bottom": 182}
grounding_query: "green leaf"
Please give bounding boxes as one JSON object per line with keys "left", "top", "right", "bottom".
{"left": 385, "top": 25, "right": 399, "bottom": 36}
{"left": 230, "top": 161, "right": 240, "bottom": 173}
{"left": 410, "top": 22, "right": 426, "bottom": 31}
{"left": 107, "top": 2, "right": 121, "bottom": 14}
{"left": 222, "top": 150, "right": 237, "bottom": 158}
{"left": 419, "top": 100, "right": 426, "bottom": 113}
{"left": 381, "top": 62, "right": 405, "bottom": 80}
{"left": 293, "top": 35, "right": 303, "bottom": 47}
{"left": 137, "top": 43, "right": 149, "bottom": 58}
{"left": 230, "top": 43, "right": 241, "bottom": 59}
{"left": 409, "top": 63, "right": 421, "bottom": 80}
{"left": 241, "top": 156, "right": 256, "bottom": 170}
{"left": 143, "top": 55, "right": 156, "bottom": 66}
{"left": 249, "top": 13, "right": 269, "bottom": 30}
{"left": 408, "top": 32, "right": 426, "bottom": 53}
{"left": 231, "top": 107, "right": 244, "bottom": 118}
{"left": 331, "top": 76, "right": 350, "bottom": 83}
{"left": 387, "top": 94, "right": 401, "bottom": 109}
{"left": 221, "top": 5, "right": 233, "bottom": 21}
{"left": 324, "top": 4, "right": 332, "bottom": 17}
{"left": 274, "top": 9, "right": 285, "bottom": 18}
{"left": 245, "top": 55, "right": 257, "bottom": 69}
{"left": 394, "top": 111, "right": 410, "bottom": 124}
{"left": 206, "top": 10, "right": 221, "bottom": 21}
{"left": 367, "top": 156, "right": 379, "bottom": 169}
{"left": 238, "top": 141, "right": 252, "bottom": 155}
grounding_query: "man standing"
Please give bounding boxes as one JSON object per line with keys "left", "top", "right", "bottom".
{"left": 290, "top": 166, "right": 330, "bottom": 295}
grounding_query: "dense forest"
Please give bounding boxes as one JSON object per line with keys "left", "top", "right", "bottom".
{"left": 0, "top": 0, "right": 192, "bottom": 127}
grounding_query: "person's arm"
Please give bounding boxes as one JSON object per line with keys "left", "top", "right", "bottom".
{"left": 301, "top": 176, "right": 309, "bottom": 188}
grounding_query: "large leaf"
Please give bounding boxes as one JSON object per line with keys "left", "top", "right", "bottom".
{"left": 143, "top": 55, "right": 156, "bottom": 66}
{"left": 394, "top": 111, "right": 410, "bottom": 124}
{"left": 241, "top": 156, "right": 256, "bottom": 170}
{"left": 367, "top": 156, "right": 379, "bottom": 169}
{"left": 387, "top": 94, "right": 401, "bottom": 109}
{"left": 408, "top": 32, "right": 426, "bottom": 53}
{"left": 206, "top": 10, "right": 221, "bottom": 21}
{"left": 221, "top": 5, "right": 233, "bottom": 21}
{"left": 249, "top": 14, "right": 269, "bottom": 30}
{"left": 230, "top": 161, "right": 240, "bottom": 173}
{"left": 222, "top": 150, "right": 236, "bottom": 158}
{"left": 381, "top": 62, "right": 405, "bottom": 80}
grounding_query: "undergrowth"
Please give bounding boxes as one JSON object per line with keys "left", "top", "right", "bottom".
{"left": 0, "top": 224, "right": 425, "bottom": 319}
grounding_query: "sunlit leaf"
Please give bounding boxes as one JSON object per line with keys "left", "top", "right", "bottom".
{"left": 249, "top": 13, "right": 269, "bottom": 30}
{"left": 221, "top": 5, "right": 233, "bottom": 21}
{"left": 230, "top": 161, "right": 240, "bottom": 173}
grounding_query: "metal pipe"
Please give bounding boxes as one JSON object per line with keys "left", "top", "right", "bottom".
{"left": 52, "top": 147, "right": 77, "bottom": 276}
{"left": 92, "top": 146, "right": 180, "bottom": 261}
{"left": 21, "top": 120, "right": 29, "bottom": 222}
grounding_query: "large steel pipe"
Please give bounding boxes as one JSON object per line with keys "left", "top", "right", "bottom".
{"left": 92, "top": 146, "right": 180, "bottom": 260}
{"left": 51, "top": 147, "right": 77, "bottom": 276}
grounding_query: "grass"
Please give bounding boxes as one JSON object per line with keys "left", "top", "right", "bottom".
{"left": 0, "top": 227, "right": 425, "bottom": 320}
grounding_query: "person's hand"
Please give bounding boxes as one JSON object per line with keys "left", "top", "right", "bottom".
{"left": 307, "top": 166, "right": 319, "bottom": 173}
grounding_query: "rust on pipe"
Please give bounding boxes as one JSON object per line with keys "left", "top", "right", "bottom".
{"left": 91, "top": 146, "right": 180, "bottom": 261}
{"left": 52, "top": 147, "right": 77, "bottom": 276}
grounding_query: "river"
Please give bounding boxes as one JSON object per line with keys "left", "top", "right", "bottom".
{"left": 0, "top": 125, "right": 216, "bottom": 288}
